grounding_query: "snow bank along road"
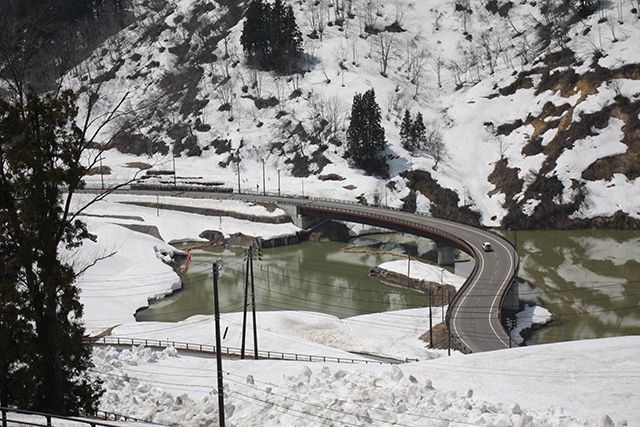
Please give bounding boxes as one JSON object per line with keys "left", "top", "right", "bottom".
{"left": 82, "top": 188, "right": 519, "bottom": 353}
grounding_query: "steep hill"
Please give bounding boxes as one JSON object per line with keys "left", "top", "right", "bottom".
{"left": 44, "top": 0, "right": 640, "bottom": 228}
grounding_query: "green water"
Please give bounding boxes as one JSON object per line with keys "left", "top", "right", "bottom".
{"left": 136, "top": 234, "right": 461, "bottom": 322}
{"left": 136, "top": 229, "right": 640, "bottom": 346}
{"left": 503, "top": 229, "right": 640, "bottom": 344}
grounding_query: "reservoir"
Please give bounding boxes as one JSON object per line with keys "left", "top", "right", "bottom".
{"left": 137, "top": 229, "right": 640, "bottom": 345}
{"left": 136, "top": 233, "right": 465, "bottom": 322}
{"left": 503, "top": 229, "right": 640, "bottom": 345}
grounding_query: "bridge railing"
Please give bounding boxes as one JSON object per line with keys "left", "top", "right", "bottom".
{"left": 89, "top": 336, "right": 395, "bottom": 365}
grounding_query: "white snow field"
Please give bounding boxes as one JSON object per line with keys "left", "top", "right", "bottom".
{"left": 90, "top": 336, "right": 640, "bottom": 426}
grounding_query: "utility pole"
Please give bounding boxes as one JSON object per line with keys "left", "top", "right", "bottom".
{"left": 428, "top": 287, "right": 434, "bottom": 348}
{"left": 99, "top": 156, "right": 105, "bottom": 190}
{"left": 440, "top": 269, "right": 444, "bottom": 323}
{"left": 241, "top": 247, "right": 250, "bottom": 359}
{"left": 249, "top": 247, "right": 259, "bottom": 359}
{"left": 277, "top": 169, "right": 281, "bottom": 196}
{"left": 236, "top": 160, "right": 241, "bottom": 194}
{"left": 172, "top": 153, "right": 177, "bottom": 188}
{"left": 262, "top": 159, "right": 266, "bottom": 196}
{"left": 212, "top": 263, "right": 225, "bottom": 427}
{"left": 441, "top": 286, "right": 445, "bottom": 322}
{"left": 156, "top": 194, "right": 160, "bottom": 217}
{"left": 447, "top": 289, "right": 451, "bottom": 356}
{"left": 406, "top": 255, "right": 411, "bottom": 287}
{"left": 241, "top": 245, "right": 259, "bottom": 359}
{"left": 301, "top": 178, "right": 304, "bottom": 197}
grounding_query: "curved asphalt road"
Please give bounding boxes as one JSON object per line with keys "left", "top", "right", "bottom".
{"left": 90, "top": 189, "right": 519, "bottom": 353}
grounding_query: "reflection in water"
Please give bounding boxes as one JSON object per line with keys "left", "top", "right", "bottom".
{"left": 504, "top": 230, "right": 640, "bottom": 344}
{"left": 136, "top": 236, "right": 453, "bottom": 322}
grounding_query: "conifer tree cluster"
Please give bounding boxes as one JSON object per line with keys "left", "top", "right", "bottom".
{"left": 346, "top": 89, "right": 388, "bottom": 176}
{"left": 240, "top": 0, "right": 303, "bottom": 72}
{"left": 400, "top": 109, "right": 447, "bottom": 169}
{"left": 400, "top": 109, "right": 427, "bottom": 152}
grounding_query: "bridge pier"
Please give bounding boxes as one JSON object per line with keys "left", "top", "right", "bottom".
{"left": 437, "top": 245, "right": 455, "bottom": 266}
{"left": 276, "top": 204, "right": 317, "bottom": 228}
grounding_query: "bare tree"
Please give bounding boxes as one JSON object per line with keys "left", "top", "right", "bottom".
{"left": 605, "top": 15, "right": 619, "bottom": 42}
{"left": 306, "top": 1, "right": 319, "bottom": 33}
{"left": 425, "top": 127, "right": 446, "bottom": 169}
{"left": 478, "top": 30, "right": 497, "bottom": 75}
{"left": 364, "top": 0, "right": 377, "bottom": 28}
{"left": 430, "top": 47, "right": 445, "bottom": 88}
{"left": 325, "top": 95, "right": 348, "bottom": 137}
{"left": 318, "top": 0, "right": 326, "bottom": 41}
{"left": 409, "top": 49, "right": 429, "bottom": 97}
{"left": 393, "top": 0, "right": 406, "bottom": 26}
{"left": 374, "top": 33, "right": 396, "bottom": 77}
{"left": 448, "top": 60, "right": 463, "bottom": 87}
{"left": 273, "top": 76, "right": 286, "bottom": 111}
{"left": 351, "top": 36, "right": 359, "bottom": 65}
{"left": 457, "top": 0, "right": 473, "bottom": 34}
{"left": 287, "top": 73, "right": 302, "bottom": 94}
{"left": 384, "top": 89, "right": 409, "bottom": 122}
{"left": 249, "top": 68, "right": 263, "bottom": 97}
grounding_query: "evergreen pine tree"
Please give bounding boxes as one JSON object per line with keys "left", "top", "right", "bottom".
{"left": 280, "top": 3, "right": 302, "bottom": 69}
{"left": 240, "top": 0, "right": 303, "bottom": 72}
{"left": 240, "top": 0, "right": 268, "bottom": 64}
{"left": 269, "top": 0, "right": 286, "bottom": 68}
{"left": 410, "top": 112, "right": 427, "bottom": 151}
{"left": 0, "top": 89, "right": 103, "bottom": 415}
{"left": 346, "top": 89, "right": 387, "bottom": 175}
{"left": 400, "top": 109, "right": 413, "bottom": 151}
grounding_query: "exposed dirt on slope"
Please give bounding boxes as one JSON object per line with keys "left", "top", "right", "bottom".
{"left": 490, "top": 50, "right": 640, "bottom": 229}
{"left": 401, "top": 170, "right": 481, "bottom": 226}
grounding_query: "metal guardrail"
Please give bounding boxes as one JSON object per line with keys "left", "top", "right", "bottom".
{"left": 0, "top": 406, "right": 137, "bottom": 427}
{"left": 89, "top": 336, "right": 393, "bottom": 365}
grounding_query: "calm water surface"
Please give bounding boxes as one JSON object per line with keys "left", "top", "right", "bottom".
{"left": 136, "top": 234, "right": 466, "bottom": 322}
{"left": 137, "top": 229, "right": 640, "bottom": 346}
{"left": 503, "top": 229, "right": 640, "bottom": 344}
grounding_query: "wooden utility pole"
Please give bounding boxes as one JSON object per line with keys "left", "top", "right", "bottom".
{"left": 441, "top": 286, "right": 445, "bottom": 322}
{"left": 249, "top": 247, "right": 259, "bottom": 359}
{"left": 212, "top": 263, "right": 225, "bottom": 427}
{"left": 428, "top": 288, "right": 434, "bottom": 348}
{"left": 447, "top": 289, "right": 451, "bottom": 356}
{"left": 241, "top": 247, "right": 250, "bottom": 359}
{"left": 262, "top": 159, "right": 266, "bottom": 196}
{"left": 236, "top": 160, "right": 241, "bottom": 194}
{"left": 99, "top": 156, "right": 105, "bottom": 189}
{"left": 172, "top": 153, "right": 177, "bottom": 187}
{"left": 241, "top": 246, "right": 259, "bottom": 359}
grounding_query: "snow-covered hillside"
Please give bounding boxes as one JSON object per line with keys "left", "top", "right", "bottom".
{"left": 62, "top": 0, "right": 640, "bottom": 228}
{"left": 90, "top": 335, "right": 640, "bottom": 426}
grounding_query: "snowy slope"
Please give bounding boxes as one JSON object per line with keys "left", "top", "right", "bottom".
{"left": 58, "top": 0, "right": 640, "bottom": 228}
{"left": 91, "top": 336, "right": 640, "bottom": 426}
